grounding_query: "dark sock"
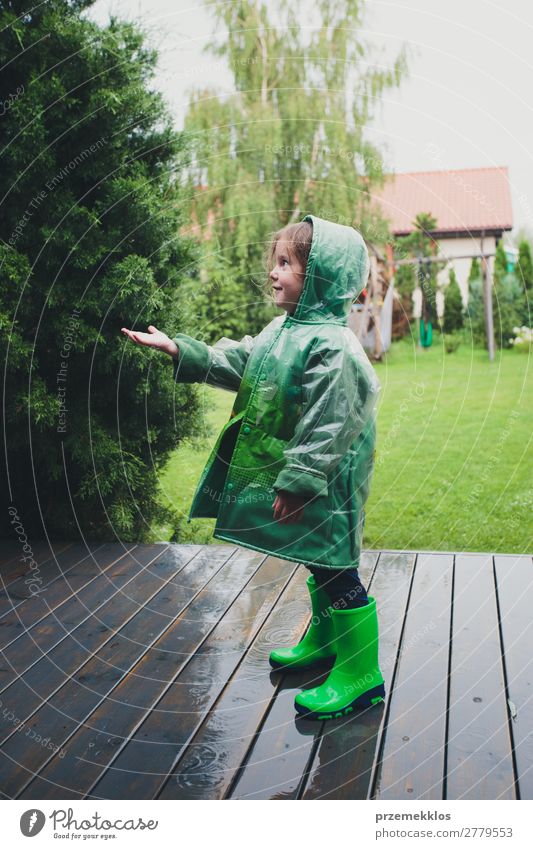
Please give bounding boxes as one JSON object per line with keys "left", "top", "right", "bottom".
{"left": 309, "top": 566, "right": 369, "bottom": 609}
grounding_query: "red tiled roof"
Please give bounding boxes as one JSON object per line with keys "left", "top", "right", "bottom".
{"left": 372, "top": 166, "right": 513, "bottom": 235}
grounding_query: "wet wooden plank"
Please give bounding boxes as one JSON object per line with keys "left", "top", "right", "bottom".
{"left": 494, "top": 554, "right": 533, "bottom": 799}
{"left": 18, "top": 545, "right": 253, "bottom": 799}
{"left": 0, "top": 540, "right": 29, "bottom": 567}
{"left": 157, "top": 566, "right": 312, "bottom": 800}
{"left": 0, "top": 544, "right": 164, "bottom": 693}
{"left": 372, "top": 552, "right": 453, "bottom": 800}
{"left": 446, "top": 554, "right": 516, "bottom": 800}
{"left": 0, "top": 541, "right": 73, "bottom": 603}
{"left": 0, "top": 540, "right": 72, "bottom": 579}
{"left": 302, "top": 551, "right": 416, "bottom": 799}
{"left": 0, "top": 543, "right": 136, "bottom": 652}
{"left": 227, "top": 553, "right": 379, "bottom": 800}
{"left": 4, "top": 545, "right": 218, "bottom": 798}
{"left": 0, "top": 545, "right": 197, "bottom": 793}
{"left": 0, "top": 542, "right": 120, "bottom": 619}
{"left": 227, "top": 670, "right": 326, "bottom": 800}
{"left": 0, "top": 542, "right": 526, "bottom": 801}
{"left": 87, "top": 553, "right": 297, "bottom": 800}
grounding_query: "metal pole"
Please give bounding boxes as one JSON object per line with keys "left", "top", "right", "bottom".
{"left": 417, "top": 254, "right": 422, "bottom": 348}
{"left": 481, "top": 231, "right": 495, "bottom": 362}
{"left": 371, "top": 254, "right": 382, "bottom": 360}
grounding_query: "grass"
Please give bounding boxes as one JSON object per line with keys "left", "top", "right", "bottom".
{"left": 157, "top": 383, "right": 232, "bottom": 544}
{"left": 157, "top": 334, "right": 532, "bottom": 554}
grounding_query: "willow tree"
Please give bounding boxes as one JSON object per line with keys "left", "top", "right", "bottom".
{"left": 183, "top": 0, "right": 409, "bottom": 338}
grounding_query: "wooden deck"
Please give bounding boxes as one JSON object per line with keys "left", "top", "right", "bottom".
{"left": 0, "top": 540, "right": 531, "bottom": 800}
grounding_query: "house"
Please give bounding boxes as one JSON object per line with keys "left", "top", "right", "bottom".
{"left": 373, "top": 166, "right": 514, "bottom": 314}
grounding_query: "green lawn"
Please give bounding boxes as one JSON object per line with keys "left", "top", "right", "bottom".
{"left": 158, "top": 336, "right": 532, "bottom": 554}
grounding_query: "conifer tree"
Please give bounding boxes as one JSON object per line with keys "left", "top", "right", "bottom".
{"left": 516, "top": 240, "right": 533, "bottom": 291}
{"left": 493, "top": 241, "right": 508, "bottom": 286}
{"left": 443, "top": 268, "right": 464, "bottom": 333}
{"left": 0, "top": 0, "right": 197, "bottom": 541}
{"left": 468, "top": 256, "right": 481, "bottom": 285}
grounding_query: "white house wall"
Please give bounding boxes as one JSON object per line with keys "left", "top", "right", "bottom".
{"left": 411, "top": 233, "right": 496, "bottom": 318}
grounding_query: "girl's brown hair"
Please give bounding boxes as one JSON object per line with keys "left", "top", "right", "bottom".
{"left": 265, "top": 220, "right": 313, "bottom": 275}
{"left": 262, "top": 221, "right": 313, "bottom": 303}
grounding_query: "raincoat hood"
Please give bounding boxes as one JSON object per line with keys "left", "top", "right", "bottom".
{"left": 292, "top": 215, "right": 370, "bottom": 323}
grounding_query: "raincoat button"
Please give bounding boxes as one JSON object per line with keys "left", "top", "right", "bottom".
{"left": 243, "top": 425, "right": 251, "bottom": 434}
{"left": 227, "top": 482, "right": 234, "bottom": 490}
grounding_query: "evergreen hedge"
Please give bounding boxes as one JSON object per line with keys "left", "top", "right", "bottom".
{"left": 1, "top": 0, "right": 199, "bottom": 541}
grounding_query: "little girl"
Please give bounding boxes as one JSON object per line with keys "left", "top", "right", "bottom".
{"left": 121, "top": 214, "right": 385, "bottom": 720}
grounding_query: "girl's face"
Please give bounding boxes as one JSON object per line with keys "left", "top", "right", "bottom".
{"left": 269, "top": 240, "right": 306, "bottom": 314}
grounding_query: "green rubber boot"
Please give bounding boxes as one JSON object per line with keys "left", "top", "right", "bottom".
{"left": 269, "top": 575, "right": 336, "bottom": 670}
{"left": 294, "top": 596, "right": 385, "bottom": 719}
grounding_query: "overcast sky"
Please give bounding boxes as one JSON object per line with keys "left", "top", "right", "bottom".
{"left": 88, "top": 0, "right": 533, "bottom": 238}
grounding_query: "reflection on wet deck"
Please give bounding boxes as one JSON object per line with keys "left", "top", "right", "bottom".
{"left": 0, "top": 541, "right": 530, "bottom": 800}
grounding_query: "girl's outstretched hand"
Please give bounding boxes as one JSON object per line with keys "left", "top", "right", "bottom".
{"left": 273, "top": 490, "right": 307, "bottom": 525}
{"left": 121, "top": 325, "right": 178, "bottom": 358}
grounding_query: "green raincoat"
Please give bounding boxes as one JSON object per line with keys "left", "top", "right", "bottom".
{"left": 172, "top": 215, "right": 380, "bottom": 569}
